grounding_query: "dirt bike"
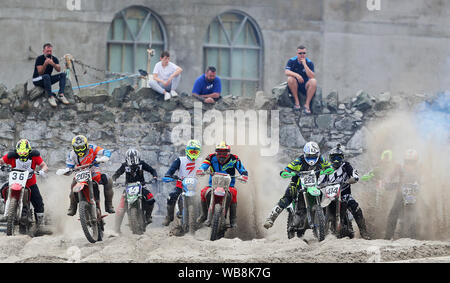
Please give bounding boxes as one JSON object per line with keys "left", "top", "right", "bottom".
{"left": 286, "top": 168, "right": 334, "bottom": 241}
{"left": 162, "top": 175, "right": 199, "bottom": 235}
{"left": 0, "top": 166, "right": 40, "bottom": 236}
{"left": 198, "top": 171, "right": 246, "bottom": 241}
{"left": 397, "top": 182, "right": 420, "bottom": 238}
{"left": 56, "top": 162, "right": 107, "bottom": 243}
{"left": 115, "top": 179, "right": 157, "bottom": 235}
{"left": 320, "top": 180, "right": 354, "bottom": 239}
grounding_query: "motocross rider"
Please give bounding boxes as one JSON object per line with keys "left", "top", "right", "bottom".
{"left": 263, "top": 141, "right": 330, "bottom": 230}
{"left": 112, "top": 148, "right": 158, "bottom": 230}
{"left": 0, "top": 139, "right": 49, "bottom": 229}
{"left": 318, "top": 144, "right": 371, "bottom": 239}
{"left": 196, "top": 141, "right": 248, "bottom": 228}
{"left": 162, "top": 140, "right": 202, "bottom": 226}
{"left": 65, "top": 135, "right": 115, "bottom": 216}
{"left": 384, "top": 149, "right": 422, "bottom": 240}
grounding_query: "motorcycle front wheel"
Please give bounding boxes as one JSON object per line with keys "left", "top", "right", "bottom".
{"left": 79, "top": 201, "right": 99, "bottom": 243}
{"left": 6, "top": 198, "right": 18, "bottom": 236}
{"left": 210, "top": 204, "right": 223, "bottom": 241}
{"left": 313, "top": 205, "right": 326, "bottom": 242}
{"left": 128, "top": 202, "right": 145, "bottom": 235}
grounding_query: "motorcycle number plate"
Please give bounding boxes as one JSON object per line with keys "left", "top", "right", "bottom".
{"left": 9, "top": 171, "right": 29, "bottom": 186}
{"left": 301, "top": 173, "right": 316, "bottom": 186}
{"left": 402, "top": 186, "right": 416, "bottom": 205}
{"left": 325, "top": 185, "right": 339, "bottom": 198}
{"left": 126, "top": 185, "right": 140, "bottom": 195}
{"left": 75, "top": 170, "right": 91, "bottom": 182}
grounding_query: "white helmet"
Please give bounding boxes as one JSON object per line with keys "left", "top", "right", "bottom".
{"left": 303, "top": 141, "right": 320, "bottom": 166}
{"left": 126, "top": 148, "right": 140, "bottom": 166}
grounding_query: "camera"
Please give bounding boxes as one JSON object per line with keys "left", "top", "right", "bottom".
{"left": 46, "top": 54, "right": 52, "bottom": 59}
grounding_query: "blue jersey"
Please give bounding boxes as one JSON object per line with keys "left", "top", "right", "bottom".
{"left": 285, "top": 56, "right": 314, "bottom": 84}
{"left": 192, "top": 74, "right": 222, "bottom": 95}
{"left": 200, "top": 153, "right": 248, "bottom": 187}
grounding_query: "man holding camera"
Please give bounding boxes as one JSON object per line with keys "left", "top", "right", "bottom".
{"left": 32, "top": 43, "right": 69, "bottom": 107}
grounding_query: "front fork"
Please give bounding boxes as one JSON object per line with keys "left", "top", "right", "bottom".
{"left": 4, "top": 186, "right": 26, "bottom": 220}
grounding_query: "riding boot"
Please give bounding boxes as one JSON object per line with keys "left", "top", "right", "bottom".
{"left": 196, "top": 201, "right": 208, "bottom": 224}
{"left": 229, "top": 203, "right": 237, "bottom": 228}
{"left": 35, "top": 212, "right": 44, "bottom": 228}
{"left": 162, "top": 203, "right": 175, "bottom": 226}
{"left": 145, "top": 202, "right": 154, "bottom": 225}
{"left": 67, "top": 192, "right": 77, "bottom": 216}
{"left": 354, "top": 208, "right": 371, "bottom": 240}
{"left": 264, "top": 205, "right": 283, "bottom": 229}
{"left": 103, "top": 178, "right": 115, "bottom": 214}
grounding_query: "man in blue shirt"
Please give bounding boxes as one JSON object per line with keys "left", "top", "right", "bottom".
{"left": 285, "top": 45, "right": 317, "bottom": 113}
{"left": 192, "top": 66, "right": 222, "bottom": 104}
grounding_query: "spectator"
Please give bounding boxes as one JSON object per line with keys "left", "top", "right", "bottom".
{"left": 32, "top": 43, "right": 69, "bottom": 107}
{"left": 148, "top": 51, "right": 183, "bottom": 101}
{"left": 285, "top": 45, "right": 317, "bottom": 114}
{"left": 192, "top": 66, "right": 221, "bottom": 104}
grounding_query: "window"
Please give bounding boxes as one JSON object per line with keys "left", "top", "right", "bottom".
{"left": 107, "top": 6, "right": 167, "bottom": 90}
{"left": 204, "top": 11, "right": 263, "bottom": 97}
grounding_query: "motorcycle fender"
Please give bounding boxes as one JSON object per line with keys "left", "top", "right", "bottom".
{"left": 126, "top": 195, "right": 139, "bottom": 205}
{"left": 9, "top": 184, "right": 23, "bottom": 199}
{"left": 73, "top": 183, "right": 86, "bottom": 193}
{"left": 321, "top": 198, "right": 332, "bottom": 208}
{"left": 307, "top": 186, "right": 321, "bottom": 197}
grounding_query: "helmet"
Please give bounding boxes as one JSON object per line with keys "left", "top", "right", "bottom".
{"left": 215, "top": 141, "right": 231, "bottom": 164}
{"left": 126, "top": 148, "right": 140, "bottom": 166}
{"left": 380, "top": 150, "right": 393, "bottom": 162}
{"left": 404, "top": 149, "right": 418, "bottom": 163}
{"left": 72, "top": 135, "right": 89, "bottom": 158}
{"left": 186, "top": 140, "right": 201, "bottom": 161}
{"left": 303, "top": 141, "right": 320, "bottom": 166}
{"left": 329, "top": 144, "right": 345, "bottom": 169}
{"left": 16, "top": 139, "right": 32, "bottom": 162}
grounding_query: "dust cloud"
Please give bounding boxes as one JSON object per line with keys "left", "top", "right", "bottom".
{"left": 352, "top": 93, "right": 450, "bottom": 240}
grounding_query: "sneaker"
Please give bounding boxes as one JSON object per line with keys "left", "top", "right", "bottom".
{"left": 48, "top": 96, "right": 57, "bottom": 107}
{"left": 164, "top": 92, "right": 171, "bottom": 101}
{"left": 170, "top": 90, "right": 178, "bottom": 97}
{"left": 58, "top": 94, "right": 70, "bottom": 105}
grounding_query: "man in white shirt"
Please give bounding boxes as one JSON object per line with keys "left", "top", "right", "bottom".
{"left": 147, "top": 51, "right": 183, "bottom": 100}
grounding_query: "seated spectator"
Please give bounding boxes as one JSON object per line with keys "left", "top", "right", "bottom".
{"left": 148, "top": 51, "right": 183, "bottom": 101}
{"left": 32, "top": 43, "right": 69, "bottom": 107}
{"left": 191, "top": 66, "right": 221, "bottom": 104}
{"left": 285, "top": 45, "right": 317, "bottom": 114}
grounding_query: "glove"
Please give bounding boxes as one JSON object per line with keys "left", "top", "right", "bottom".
{"left": 96, "top": 156, "right": 110, "bottom": 163}
{"left": 240, "top": 175, "right": 248, "bottom": 183}
{"left": 196, "top": 169, "right": 206, "bottom": 176}
{"left": 346, "top": 177, "right": 357, "bottom": 184}
{"left": 38, "top": 170, "right": 47, "bottom": 178}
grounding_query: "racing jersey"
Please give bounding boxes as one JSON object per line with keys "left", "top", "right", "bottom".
{"left": 199, "top": 153, "right": 248, "bottom": 187}
{"left": 2, "top": 150, "right": 44, "bottom": 187}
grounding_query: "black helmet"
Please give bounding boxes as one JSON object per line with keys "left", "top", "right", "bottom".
{"left": 329, "top": 144, "right": 345, "bottom": 169}
{"left": 126, "top": 148, "right": 140, "bottom": 166}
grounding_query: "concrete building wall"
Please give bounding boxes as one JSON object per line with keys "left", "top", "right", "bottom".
{"left": 0, "top": 0, "right": 449, "bottom": 98}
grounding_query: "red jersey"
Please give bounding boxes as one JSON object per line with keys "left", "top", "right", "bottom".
{"left": 2, "top": 150, "right": 44, "bottom": 187}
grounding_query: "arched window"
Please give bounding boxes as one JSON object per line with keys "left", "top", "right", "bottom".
{"left": 204, "top": 11, "right": 263, "bottom": 97}
{"left": 107, "top": 6, "right": 167, "bottom": 77}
